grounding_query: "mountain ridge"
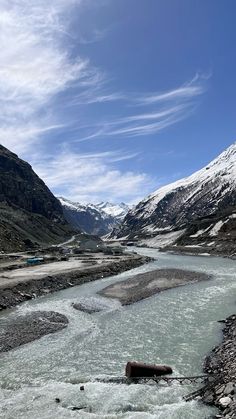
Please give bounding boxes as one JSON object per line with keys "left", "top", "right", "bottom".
{"left": 112, "top": 142, "right": 236, "bottom": 255}
{"left": 95, "top": 202, "right": 130, "bottom": 221}
{"left": 59, "top": 197, "right": 130, "bottom": 236}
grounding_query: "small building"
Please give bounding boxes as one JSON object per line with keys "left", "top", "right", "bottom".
{"left": 26, "top": 257, "right": 44, "bottom": 266}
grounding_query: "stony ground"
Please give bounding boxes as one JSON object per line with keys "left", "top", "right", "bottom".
{"left": 0, "top": 311, "right": 68, "bottom": 352}
{"left": 201, "top": 315, "right": 236, "bottom": 418}
{"left": 99, "top": 268, "right": 210, "bottom": 305}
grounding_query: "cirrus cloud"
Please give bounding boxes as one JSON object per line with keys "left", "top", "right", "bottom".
{"left": 0, "top": 0, "right": 210, "bottom": 204}
{"left": 0, "top": 0, "right": 100, "bottom": 154}
{"left": 32, "top": 149, "right": 156, "bottom": 204}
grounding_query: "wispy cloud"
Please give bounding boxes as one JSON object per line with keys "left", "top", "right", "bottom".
{"left": 136, "top": 74, "right": 206, "bottom": 105}
{"left": 72, "top": 74, "right": 208, "bottom": 140}
{"left": 104, "top": 113, "right": 188, "bottom": 137}
{"left": 0, "top": 0, "right": 208, "bottom": 153}
{"left": 77, "top": 28, "right": 110, "bottom": 45}
{"left": 33, "top": 150, "right": 155, "bottom": 203}
{"left": 70, "top": 91, "right": 126, "bottom": 106}
{"left": 0, "top": 0, "right": 101, "bottom": 154}
{"left": 0, "top": 0, "right": 210, "bottom": 203}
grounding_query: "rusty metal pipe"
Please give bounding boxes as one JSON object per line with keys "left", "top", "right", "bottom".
{"left": 125, "top": 361, "right": 173, "bottom": 378}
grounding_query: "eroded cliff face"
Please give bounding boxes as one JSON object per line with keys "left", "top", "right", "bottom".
{"left": 0, "top": 144, "right": 74, "bottom": 251}
{"left": 0, "top": 145, "right": 64, "bottom": 221}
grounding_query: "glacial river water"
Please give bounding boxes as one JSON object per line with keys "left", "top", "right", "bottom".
{"left": 0, "top": 248, "right": 236, "bottom": 418}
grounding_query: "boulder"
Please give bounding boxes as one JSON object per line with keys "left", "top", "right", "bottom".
{"left": 224, "top": 382, "right": 235, "bottom": 396}
{"left": 218, "top": 396, "right": 232, "bottom": 408}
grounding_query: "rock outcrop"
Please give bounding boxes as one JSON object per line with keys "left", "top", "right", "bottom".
{"left": 202, "top": 315, "right": 236, "bottom": 418}
{"left": 170, "top": 208, "right": 236, "bottom": 257}
{"left": 0, "top": 144, "right": 74, "bottom": 251}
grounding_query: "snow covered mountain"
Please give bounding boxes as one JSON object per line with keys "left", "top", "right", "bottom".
{"left": 95, "top": 202, "right": 130, "bottom": 221}
{"left": 59, "top": 198, "right": 129, "bottom": 236}
{"left": 113, "top": 143, "right": 236, "bottom": 255}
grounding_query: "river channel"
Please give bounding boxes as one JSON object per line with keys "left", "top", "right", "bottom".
{"left": 0, "top": 248, "right": 236, "bottom": 418}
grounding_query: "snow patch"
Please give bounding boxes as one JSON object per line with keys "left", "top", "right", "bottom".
{"left": 96, "top": 202, "right": 130, "bottom": 220}
{"left": 190, "top": 226, "right": 212, "bottom": 238}
{"left": 140, "top": 230, "right": 185, "bottom": 249}
{"left": 209, "top": 220, "right": 224, "bottom": 236}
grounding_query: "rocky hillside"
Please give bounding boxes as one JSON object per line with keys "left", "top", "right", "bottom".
{"left": 59, "top": 198, "right": 130, "bottom": 236}
{"left": 113, "top": 143, "right": 236, "bottom": 256}
{"left": 170, "top": 207, "right": 236, "bottom": 257}
{"left": 0, "top": 144, "right": 74, "bottom": 251}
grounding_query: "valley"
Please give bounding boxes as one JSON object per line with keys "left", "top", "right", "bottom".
{"left": 0, "top": 142, "right": 235, "bottom": 418}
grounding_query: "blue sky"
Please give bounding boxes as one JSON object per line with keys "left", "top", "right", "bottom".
{"left": 1, "top": 0, "right": 236, "bottom": 203}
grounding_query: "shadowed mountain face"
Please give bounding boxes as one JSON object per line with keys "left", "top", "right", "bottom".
{"left": 0, "top": 144, "right": 74, "bottom": 251}
{"left": 112, "top": 143, "right": 236, "bottom": 255}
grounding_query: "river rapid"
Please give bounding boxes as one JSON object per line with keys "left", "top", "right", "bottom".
{"left": 0, "top": 248, "right": 236, "bottom": 418}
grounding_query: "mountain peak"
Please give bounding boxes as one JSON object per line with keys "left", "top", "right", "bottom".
{"left": 95, "top": 201, "right": 130, "bottom": 219}
{"left": 113, "top": 142, "right": 236, "bottom": 244}
{"left": 59, "top": 198, "right": 130, "bottom": 236}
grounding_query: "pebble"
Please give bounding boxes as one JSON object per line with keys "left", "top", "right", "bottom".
{"left": 224, "top": 383, "right": 235, "bottom": 396}
{"left": 219, "top": 397, "right": 232, "bottom": 408}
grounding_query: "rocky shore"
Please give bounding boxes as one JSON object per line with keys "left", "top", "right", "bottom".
{"left": 72, "top": 296, "right": 112, "bottom": 314}
{"left": 0, "top": 255, "right": 150, "bottom": 311}
{"left": 99, "top": 268, "right": 210, "bottom": 305}
{"left": 0, "top": 311, "right": 68, "bottom": 353}
{"left": 201, "top": 315, "right": 236, "bottom": 418}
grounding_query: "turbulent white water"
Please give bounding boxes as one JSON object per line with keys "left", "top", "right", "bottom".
{"left": 0, "top": 249, "right": 236, "bottom": 418}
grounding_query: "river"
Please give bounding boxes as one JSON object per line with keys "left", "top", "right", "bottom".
{"left": 0, "top": 248, "right": 235, "bottom": 418}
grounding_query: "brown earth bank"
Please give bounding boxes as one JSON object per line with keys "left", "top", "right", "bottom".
{"left": 201, "top": 315, "right": 236, "bottom": 418}
{"left": 98, "top": 268, "right": 210, "bottom": 305}
{"left": 0, "top": 255, "right": 151, "bottom": 311}
{"left": 0, "top": 311, "right": 68, "bottom": 353}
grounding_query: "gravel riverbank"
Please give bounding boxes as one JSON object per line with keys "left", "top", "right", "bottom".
{"left": 201, "top": 315, "right": 236, "bottom": 418}
{"left": 0, "top": 255, "right": 151, "bottom": 311}
{"left": 99, "top": 268, "right": 210, "bottom": 305}
{"left": 0, "top": 311, "right": 68, "bottom": 353}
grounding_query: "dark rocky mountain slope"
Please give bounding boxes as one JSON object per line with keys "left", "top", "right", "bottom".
{"left": 0, "top": 144, "right": 74, "bottom": 251}
{"left": 169, "top": 206, "right": 236, "bottom": 256}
